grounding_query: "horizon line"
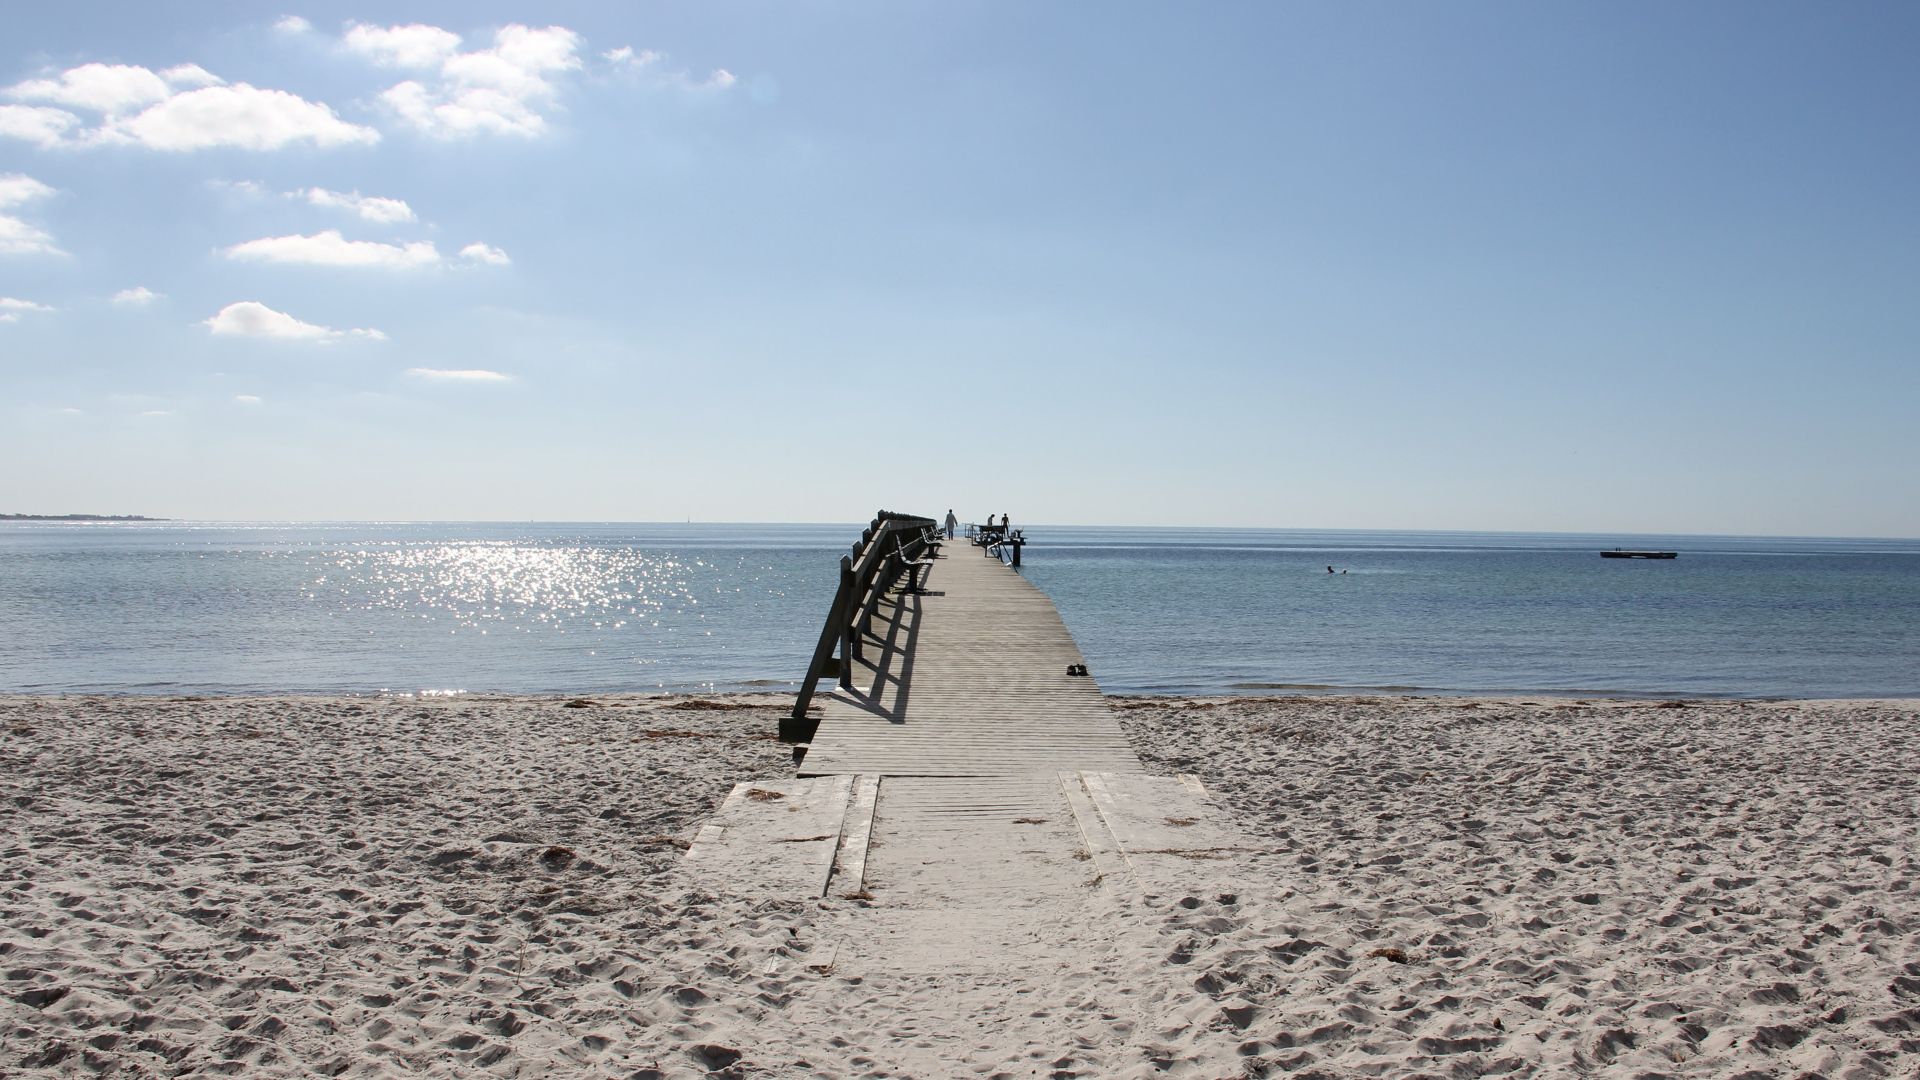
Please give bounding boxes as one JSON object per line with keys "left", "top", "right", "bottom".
{"left": 6, "top": 517, "right": 1918, "bottom": 544}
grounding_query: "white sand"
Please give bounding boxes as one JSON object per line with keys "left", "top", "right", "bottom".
{"left": 1115, "top": 695, "right": 1920, "bottom": 1078}
{"left": 4, "top": 693, "right": 1917, "bottom": 1077}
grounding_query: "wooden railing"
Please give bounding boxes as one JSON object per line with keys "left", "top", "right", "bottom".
{"left": 966, "top": 521, "right": 1026, "bottom": 566}
{"left": 783, "top": 510, "right": 940, "bottom": 742}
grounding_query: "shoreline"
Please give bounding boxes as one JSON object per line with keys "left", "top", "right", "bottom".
{"left": 8, "top": 686, "right": 1919, "bottom": 704}
{"left": 5, "top": 692, "right": 1916, "bottom": 1075}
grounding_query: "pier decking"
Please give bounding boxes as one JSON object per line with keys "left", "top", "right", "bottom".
{"left": 797, "top": 537, "right": 1141, "bottom": 777}
{"left": 678, "top": 514, "right": 1252, "bottom": 1068}
{"left": 684, "top": 515, "right": 1243, "bottom": 898}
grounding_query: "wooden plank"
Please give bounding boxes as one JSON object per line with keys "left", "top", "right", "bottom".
{"left": 1079, "top": 771, "right": 1256, "bottom": 896}
{"left": 680, "top": 775, "right": 855, "bottom": 898}
{"left": 1058, "top": 771, "right": 1130, "bottom": 889}
{"left": 827, "top": 774, "right": 881, "bottom": 898}
{"left": 800, "top": 544, "right": 1142, "bottom": 778}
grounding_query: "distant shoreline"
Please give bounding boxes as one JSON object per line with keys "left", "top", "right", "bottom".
{"left": 2, "top": 690, "right": 1915, "bottom": 709}
{"left": 0, "top": 514, "right": 166, "bottom": 521}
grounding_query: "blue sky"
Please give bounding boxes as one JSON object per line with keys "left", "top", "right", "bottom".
{"left": 2, "top": 3, "right": 1915, "bottom": 535}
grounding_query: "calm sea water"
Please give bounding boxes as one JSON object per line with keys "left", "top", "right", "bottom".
{"left": 1, "top": 522, "right": 1916, "bottom": 699}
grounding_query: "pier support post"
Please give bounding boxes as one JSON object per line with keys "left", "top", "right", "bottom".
{"left": 837, "top": 558, "right": 856, "bottom": 689}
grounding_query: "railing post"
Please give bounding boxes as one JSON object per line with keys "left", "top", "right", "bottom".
{"left": 837, "top": 557, "right": 856, "bottom": 689}
{"left": 788, "top": 554, "right": 856, "bottom": 742}
{"left": 787, "top": 513, "right": 937, "bottom": 741}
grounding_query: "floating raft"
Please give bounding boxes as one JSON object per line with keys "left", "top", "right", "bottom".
{"left": 1601, "top": 549, "right": 1678, "bottom": 559}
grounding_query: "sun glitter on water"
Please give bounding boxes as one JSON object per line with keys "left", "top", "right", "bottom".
{"left": 303, "top": 541, "right": 706, "bottom": 634}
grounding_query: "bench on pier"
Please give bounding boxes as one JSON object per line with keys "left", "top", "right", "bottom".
{"left": 894, "top": 530, "right": 939, "bottom": 594}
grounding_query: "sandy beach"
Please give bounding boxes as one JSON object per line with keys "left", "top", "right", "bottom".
{"left": 4, "top": 693, "right": 1917, "bottom": 1077}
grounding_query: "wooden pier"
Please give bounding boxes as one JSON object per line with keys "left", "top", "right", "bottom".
{"left": 687, "top": 510, "right": 1241, "bottom": 890}
{"left": 678, "top": 511, "right": 1253, "bottom": 1069}
{"left": 797, "top": 524, "right": 1139, "bottom": 777}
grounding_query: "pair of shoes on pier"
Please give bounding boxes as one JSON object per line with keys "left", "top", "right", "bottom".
{"left": 1066, "top": 663, "right": 1089, "bottom": 677}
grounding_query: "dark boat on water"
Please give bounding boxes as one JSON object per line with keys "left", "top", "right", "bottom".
{"left": 1601, "top": 549, "right": 1677, "bottom": 559}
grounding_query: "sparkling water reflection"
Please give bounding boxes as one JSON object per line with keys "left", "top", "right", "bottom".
{"left": 1, "top": 522, "right": 1916, "bottom": 698}
{"left": 308, "top": 543, "right": 707, "bottom": 633}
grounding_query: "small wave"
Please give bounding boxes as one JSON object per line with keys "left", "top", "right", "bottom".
{"left": 1192, "top": 681, "right": 1748, "bottom": 700}
{"left": 1229, "top": 682, "right": 1425, "bottom": 692}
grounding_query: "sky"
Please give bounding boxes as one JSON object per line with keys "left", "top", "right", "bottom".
{"left": 1, "top": 2, "right": 1916, "bottom": 536}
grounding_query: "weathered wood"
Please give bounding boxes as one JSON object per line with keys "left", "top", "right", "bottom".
{"left": 790, "top": 514, "right": 936, "bottom": 739}
{"left": 827, "top": 774, "right": 881, "bottom": 898}
{"left": 787, "top": 554, "right": 855, "bottom": 741}
{"left": 1059, "top": 771, "right": 1129, "bottom": 887}
{"left": 680, "top": 775, "right": 856, "bottom": 897}
{"left": 684, "top": 518, "right": 1259, "bottom": 1018}
{"left": 800, "top": 533, "right": 1141, "bottom": 777}
{"left": 1079, "top": 770, "right": 1255, "bottom": 897}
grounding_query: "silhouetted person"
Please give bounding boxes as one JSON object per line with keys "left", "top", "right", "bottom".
{"left": 944, "top": 509, "right": 958, "bottom": 539}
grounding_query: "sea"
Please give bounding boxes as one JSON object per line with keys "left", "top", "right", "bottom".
{"left": 2, "top": 521, "right": 1916, "bottom": 700}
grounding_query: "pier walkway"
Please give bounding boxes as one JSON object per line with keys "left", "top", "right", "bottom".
{"left": 797, "top": 533, "right": 1141, "bottom": 777}
{"left": 676, "top": 514, "right": 1253, "bottom": 1071}
{"left": 684, "top": 513, "right": 1245, "bottom": 906}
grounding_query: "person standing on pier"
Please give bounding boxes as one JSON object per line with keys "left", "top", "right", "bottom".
{"left": 944, "top": 509, "right": 958, "bottom": 539}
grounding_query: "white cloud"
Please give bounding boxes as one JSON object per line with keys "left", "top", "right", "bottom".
{"left": 344, "top": 23, "right": 465, "bottom": 68}
{"left": 0, "top": 297, "right": 54, "bottom": 323}
{"left": 3, "top": 62, "right": 376, "bottom": 151}
{"left": 224, "top": 229, "right": 439, "bottom": 268}
{"left": 275, "top": 15, "right": 313, "bottom": 34}
{"left": 7, "top": 62, "right": 173, "bottom": 113}
{"left": 235, "top": 394, "right": 263, "bottom": 405}
{"left": 98, "top": 84, "right": 378, "bottom": 151}
{"left": 353, "top": 23, "right": 581, "bottom": 138}
{"left": 57, "top": 406, "right": 82, "bottom": 414}
{"left": 112, "top": 286, "right": 160, "bottom": 306}
{"left": 458, "top": 242, "right": 510, "bottom": 266}
{"left": 203, "top": 300, "right": 386, "bottom": 341}
{"left": 207, "top": 178, "right": 268, "bottom": 199}
{"left": 139, "top": 410, "right": 173, "bottom": 417}
{"left": 0, "top": 105, "right": 80, "bottom": 147}
{"left": 0, "top": 174, "right": 55, "bottom": 208}
{"left": 0, "top": 216, "right": 63, "bottom": 256}
{"left": 296, "top": 186, "right": 415, "bottom": 224}
{"left": 407, "top": 367, "right": 513, "bottom": 382}
{"left": 380, "top": 80, "right": 540, "bottom": 138}
{"left": 602, "top": 46, "right": 737, "bottom": 94}
{"left": 603, "top": 46, "right": 660, "bottom": 67}
{"left": 160, "top": 64, "right": 225, "bottom": 89}
{"left": 0, "top": 175, "right": 61, "bottom": 256}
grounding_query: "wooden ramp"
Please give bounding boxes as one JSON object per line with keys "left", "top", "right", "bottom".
{"left": 683, "top": 770, "right": 1251, "bottom": 904}
{"left": 796, "top": 543, "right": 1142, "bottom": 777}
